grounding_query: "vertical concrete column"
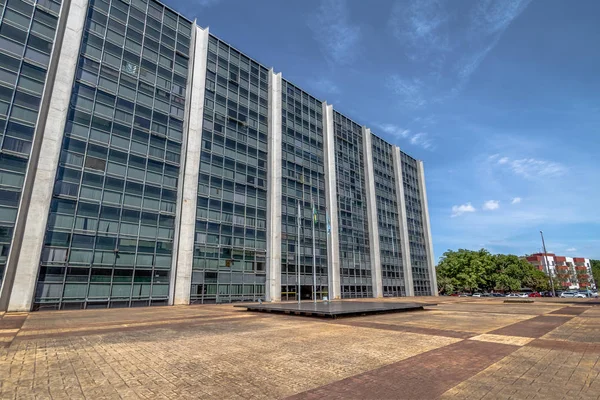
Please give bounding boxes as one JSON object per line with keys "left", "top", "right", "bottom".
{"left": 393, "top": 147, "right": 414, "bottom": 296}
{"left": 2, "top": 0, "right": 88, "bottom": 312}
{"left": 322, "top": 103, "right": 340, "bottom": 300}
{"left": 172, "top": 26, "right": 209, "bottom": 305}
{"left": 362, "top": 127, "right": 382, "bottom": 298}
{"left": 265, "top": 70, "right": 282, "bottom": 302}
{"left": 417, "top": 160, "right": 438, "bottom": 296}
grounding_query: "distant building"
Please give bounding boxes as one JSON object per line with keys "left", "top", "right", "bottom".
{"left": 526, "top": 253, "right": 594, "bottom": 290}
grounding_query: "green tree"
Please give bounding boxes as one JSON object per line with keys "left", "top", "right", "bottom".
{"left": 436, "top": 249, "right": 494, "bottom": 293}
{"left": 591, "top": 260, "right": 600, "bottom": 288}
{"left": 436, "top": 249, "right": 555, "bottom": 294}
{"left": 436, "top": 275, "right": 455, "bottom": 295}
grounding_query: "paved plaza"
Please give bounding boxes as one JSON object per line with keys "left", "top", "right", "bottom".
{"left": 2, "top": 298, "right": 600, "bottom": 399}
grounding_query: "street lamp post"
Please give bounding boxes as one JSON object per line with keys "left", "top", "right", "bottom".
{"left": 540, "top": 230, "right": 556, "bottom": 297}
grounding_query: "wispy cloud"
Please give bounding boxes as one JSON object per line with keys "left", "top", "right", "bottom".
{"left": 388, "top": 0, "right": 450, "bottom": 60}
{"left": 511, "top": 197, "right": 522, "bottom": 204}
{"left": 410, "top": 132, "right": 433, "bottom": 150}
{"left": 387, "top": 75, "right": 427, "bottom": 108}
{"left": 309, "top": 0, "right": 361, "bottom": 66}
{"left": 307, "top": 77, "right": 340, "bottom": 96}
{"left": 376, "top": 123, "right": 410, "bottom": 139}
{"left": 566, "top": 247, "right": 577, "bottom": 252}
{"left": 387, "top": 0, "right": 532, "bottom": 108}
{"left": 451, "top": 202, "right": 476, "bottom": 217}
{"left": 194, "top": 0, "right": 221, "bottom": 6}
{"left": 375, "top": 123, "right": 433, "bottom": 150}
{"left": 489, "top": 154, "right": 566, "bottom": 179}
{"left": 509, "top": 158, "right": 566, "bottom": 179}
{"left": 483, "top": 200, "right": 500, "bottom": 210}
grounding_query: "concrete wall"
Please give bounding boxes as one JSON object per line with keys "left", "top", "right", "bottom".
{"left": 392, "top": 147, "right": 414, "bottom": 296}
{"left": 172, "top": 26, "right": 209, "bottom": 305}
{"left": 265, "top": 70, "right": 282, "bottom": 302}
{"left": 417, "top": 161, "right": 438, "bottom": 296}
{"left": 322, "top": 103, "right": 340, "bottom": 299}
{"left": 362, "top": 128, "right": 382, "bottom": 298}
{"left": 3, "top": 0, "right": 89, "bottom": 311}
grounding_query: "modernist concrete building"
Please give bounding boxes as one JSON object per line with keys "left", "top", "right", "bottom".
{"left": 0, "top": 0, "right": 436, "bottom": 312}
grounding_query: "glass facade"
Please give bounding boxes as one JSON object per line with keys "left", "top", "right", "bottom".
{"left": 279, "top": 80, "right": 327, "bottom": 301}
{"left": 34, "top": 0, "right": 193, "bottom": 310}
{"left": 372, "top": 134, "right": 405, "bottom": 297}
{"left": 400, "top": 152, "right": 432, "bottom": 296}
{"left": 0, "top": 0, "right": 61, "bottom": 286}
{"left": 190, "top": 35, "right": 269, "bottom": 304}
{"left": 333, "top": 111, "right": 371, "bottom": 298}
{"left": 0, "top": 0, "right": 436, "bottom": 311}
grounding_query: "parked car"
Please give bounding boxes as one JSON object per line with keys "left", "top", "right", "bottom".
{"left": 528, "top": 292, "right": 542, "bottom": 297}
{"left": 472, "top": 293, "right": 482, "bottom": 297}
{"left": 481, "top": 293, "right": 493, "bottom": 297}
{"left": 492, "top": 293, "right": 505, "bottom": 297}
{"left": 560, "top": 291, "right": 586, "bottom": 298}
{"left": 505, "top": 293, "right": 520, "bottom": 298}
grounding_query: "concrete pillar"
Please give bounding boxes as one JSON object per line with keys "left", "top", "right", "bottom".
{"left": 2, "top": 0, "right": 88, "bottom": 312}
{"left": 417, "top": 161, "right": 438, "bottom": 296}
{"left": 265, "top": 70, "right": 282, "bottom": 302}
{"left": 172, "top": 26, "right": 209, "bottom": 305}
{"left": 362, "top": 128, "right": 383, "bottom": 298}
{"left": 393, "top": 147, "right": 414, "bottom": 296}
{"left": 322, "top": 103, "right": 340, "bottom": 300}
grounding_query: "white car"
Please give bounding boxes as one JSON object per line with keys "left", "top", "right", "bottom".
{"left": 505, "top": 293, "right": 520, "bottom": 298}
{"left": 560, "top": 291, "right": 586, "bottom": 298}
{"left": 472, "top": 293, "right": 482, "bottom": 297}
{"left": 518, "top": 293, "right": 529, "bottom": 298}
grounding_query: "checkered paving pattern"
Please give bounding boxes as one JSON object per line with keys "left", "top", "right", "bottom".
{"left": 1, "top": 297, "right": 599, "bottom": 399}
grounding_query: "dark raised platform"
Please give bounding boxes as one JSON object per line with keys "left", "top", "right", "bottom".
{"left": 234, "top": 301, "right": 436, "bottom": 318}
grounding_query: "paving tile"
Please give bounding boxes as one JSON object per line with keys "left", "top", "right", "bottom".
{"left": 489, "top": 315, "right": 572, "bottom": 338}
{"left": 2, "top": 298, "right": 599, "bottom": 399}
{"left": 288, "top": 340, "right": 519, "bottom": 400}
{"left": 469, "top": 334, "right": 534, "bottom": 347}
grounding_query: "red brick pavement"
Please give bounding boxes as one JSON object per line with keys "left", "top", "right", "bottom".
{"left": 549, "top": 306, "right": 590, "bottom": 315}
{"left": 287, "top": 340, "right": 519, "bottom": 400}
{"left": 489, "top": 315, "right": 572, "bottom": 338}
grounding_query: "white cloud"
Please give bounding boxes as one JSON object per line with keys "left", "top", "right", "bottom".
{"left": 410, "top": 132, "right": 433, "bottom": 150}
{"left": 388, "top": 0, "right": 450, "bottom": 60}
{"left": 509, "top": 158, "right": 566, "bottom": 179}
{"left": 451, "top": 202, "right": 476, "bottom": 217}
{"left": 307, "top": 77, "right": 340, "bottom": 95}
{"left": 387, "top": 75, "right": 427, "bottom": 108}
{"left": 376, "top": 123, "right": 410, "bottom": 139}
{"left": 511, "top": 197, "right": 521, "bottom": 204}
{"left": 492, "top": 155, "right": 566, "bottom": 179}
{"left": 375, "top": 123, "right": 433, "bottom": 150}
{"left": 482, "top": 200, "right": 500, "bottom": 210}
{"left": 386, "top": 0, "right": 532, "bottom": 107}
{"left": 309, "top": 0, "right": 361, "bottom": 66}
{"left": 195, "top": 0, "right": 221, "bottom": 6}
{"left": 566, "top": 247, "right": 577, "bottom": 252}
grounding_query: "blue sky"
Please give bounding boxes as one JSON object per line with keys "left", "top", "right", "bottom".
{"left": 164, "top": 0, "right": 600, "bottom": 261}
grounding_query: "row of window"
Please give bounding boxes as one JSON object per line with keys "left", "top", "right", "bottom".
{"left": 0, "top": 0, "right": 59, "bottom": 284}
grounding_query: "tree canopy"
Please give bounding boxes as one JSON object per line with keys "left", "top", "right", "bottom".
{"left": 436, "top": 249, "right": 554, "bottom": 294}
{"left": 591, "top": 260, "right": 600, "bottom": 288}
